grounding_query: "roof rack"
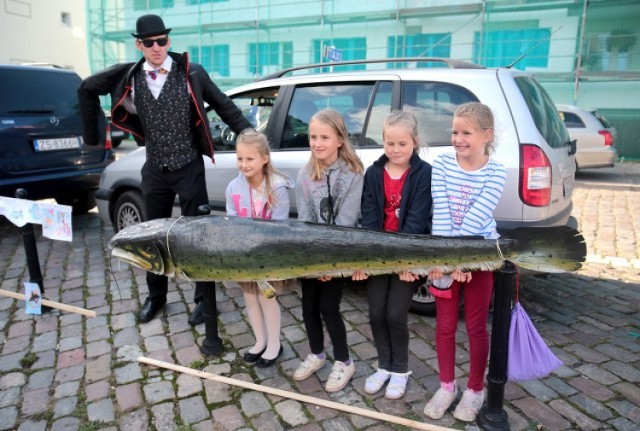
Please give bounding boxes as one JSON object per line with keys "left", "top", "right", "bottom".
{"left": 259, "top": 57, "right": 484, "bottom": 81}
{"left": 19, "top": 62, "right": 65, "bottom": 69}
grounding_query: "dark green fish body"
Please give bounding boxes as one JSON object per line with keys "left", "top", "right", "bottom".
{"left": 108, "top": 216, "right": 586, "bottom": 282}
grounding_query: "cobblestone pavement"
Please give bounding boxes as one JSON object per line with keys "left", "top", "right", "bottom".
{"left": 0, "top": 163, "right": 638, "bottom": 431}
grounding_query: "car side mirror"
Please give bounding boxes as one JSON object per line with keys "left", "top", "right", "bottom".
{"left": 568, "top": 139, "right": 577, "bottom": 156}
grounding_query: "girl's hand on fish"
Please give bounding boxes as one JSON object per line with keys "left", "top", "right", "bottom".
{"left": 319, "top": 275, "right": 332, "bottom": 282}
{"left": 451, "top": 269, "right": 472, "bottom": 283}
{"left": 352, "top": 270, "right": 368, "bottom": 281}
{"left": 399, "top": 271, "right": 420, "bottom": 282}
{"left": 428, "top": 268, "right": 444, "bottom": 280}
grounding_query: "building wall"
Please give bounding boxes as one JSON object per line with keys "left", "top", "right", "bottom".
{"left": 0, "top": 0, "right": 90, "bottom": 77}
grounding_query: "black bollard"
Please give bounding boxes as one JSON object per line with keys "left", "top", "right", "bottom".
{"left": 196, "top": 205, "right": 224, "bottom": 356}
{"left": 477, "top": 260, "right": 516, "bottom": 431}
{"left": 14, "top": 188, "right": 52, "bottom": 313}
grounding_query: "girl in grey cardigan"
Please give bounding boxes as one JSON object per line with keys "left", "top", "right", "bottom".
{"left": 293, "top": 109, "right": 364, "bottom": 392}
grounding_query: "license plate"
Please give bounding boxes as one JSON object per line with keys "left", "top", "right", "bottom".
{"left": 111, "top": 130, "right": 125, "bottom": 138}
{"left": 34, "top": 137, "right": 81, "bottom": 152}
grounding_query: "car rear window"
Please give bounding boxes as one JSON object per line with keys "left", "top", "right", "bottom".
{"left": 592, "top": 111, "right": 613, "bottom": 129}
{"left": 515, "top": 76, "right": 570, "bottom": 149}
{"left": 0, "top": 69, "right": 82, "bottom": 117}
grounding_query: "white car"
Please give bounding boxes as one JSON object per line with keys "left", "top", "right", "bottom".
{"left": 96, "top": 58, "right": 577, "bottom": 315}
{"left": 556, "top": 104, "right": 618, "bottom": 170}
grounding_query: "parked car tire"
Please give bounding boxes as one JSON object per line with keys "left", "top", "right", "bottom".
{"left": 56, "top": 191, "right": 96, "bottom": 215}
{"left": 114, "top": 191, "right": 146, "bottom": 233}
{"left": 410, "top": 281, "right": 436, "bottom": 316}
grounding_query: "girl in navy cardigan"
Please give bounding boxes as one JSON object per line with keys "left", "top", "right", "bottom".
{"left": 354, "top": 110, "right": 432, "bottom": 399}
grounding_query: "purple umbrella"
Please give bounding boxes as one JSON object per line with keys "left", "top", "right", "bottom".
{"left": 508, "top": 302, "right": 563, "bottom": 381}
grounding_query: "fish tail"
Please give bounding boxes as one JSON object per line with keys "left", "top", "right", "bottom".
{"left": 508, "top": 226, "right": 587, "bottom": 273}
{"left": 257, "top": 281, "right": 276, "bottom": 299}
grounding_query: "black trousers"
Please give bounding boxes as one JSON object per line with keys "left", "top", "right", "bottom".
{"left": 300, "top": 277, "right": 349, "bottom": 362}
{"left": 366, "top": 274, "right": 414, "bottom": 373}
{"left": 141, "top": 157, "right": 211, "bottom": 304}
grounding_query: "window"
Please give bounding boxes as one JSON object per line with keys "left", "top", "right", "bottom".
{"left": 312, "top": 38, "right": 367, "bottom": 71}
{"left": 401, "top": 82, "right": 479, "bottom": 147}
{"left": 248, "top": 42, "right": 293, "bottom": 76}
{"left": 387, "top": 33, "right": 451, "bottom": 68}
{"left": 189, "top": 44, "right": 229, "bottom": 77}
{"left": 364, "top": 82, "right": 393, "bottom": 147}
{"left": 61, "top": 12, "right": 71, "bottom": 27}
{"left": 515, "top": 77, "right": 570, "bottom": 149}
{"left": 280, "top": 83, "right": 377, "bottom": 150}
{"left": 207, "top": 88, "right": 278, "bottom": 152}
{"left": 187, "top": 0, "right": 227, "bottom": 4}
{"left": 133, "top": 0, "right": 174, "bottom": 10}
{"left": 559, "top": 112, "right": 585, "bottom": 129}
{"left": 474, "top": 28, "right": 550, "bottom": 68}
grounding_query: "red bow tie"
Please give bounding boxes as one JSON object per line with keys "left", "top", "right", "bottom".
{"left": 147, "top": 68, "right": 168, "bottom": 80}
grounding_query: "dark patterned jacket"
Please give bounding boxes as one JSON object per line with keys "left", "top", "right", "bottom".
{"left": 77, "top": 51, "right": 252, "bottom": 160}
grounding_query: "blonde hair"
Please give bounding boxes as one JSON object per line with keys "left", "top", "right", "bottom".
{"left": 305, "top": 109, "right": 364, "bottom": 181}
{"left": 236, "top": 129, "right": 286, "bottom": 208}
{"left": 383, "top": 110, "right": 421, "bottom": 154}
{"left": 454, "top": 102, "right": 496, "bottom": 155}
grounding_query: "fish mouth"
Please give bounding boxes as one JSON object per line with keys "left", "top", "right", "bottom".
{"left": 110, "top": 245, "right": 174, "bottom": 277}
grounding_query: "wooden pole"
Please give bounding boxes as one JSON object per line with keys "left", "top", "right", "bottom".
{"left": 0, "top": 289, "right": 96, "bottom": 318}
{"left": 138, "top": 356, "right": 456, "bottom": 431}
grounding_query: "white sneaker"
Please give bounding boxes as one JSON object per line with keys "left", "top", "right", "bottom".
{"left": 293, "top": 353, "right": 326, "bottom": 381}
{"left": 453, "top": 388, "right": 485, "bottom": 422}
{"left": 325, "top": 360, "right": 355, "bottom": 392}
{"left": 385, "top": 372, "right": 410, "bottom": 400}
{"left": 364, "top": 369, "right": 390, "bottom": 394}
{"left": 423, "top": 386, "right": 459, "bottom": 419}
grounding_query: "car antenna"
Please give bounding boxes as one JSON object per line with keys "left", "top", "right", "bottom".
{"left": 506, "top": 25, "right": 563, "bottom": 69}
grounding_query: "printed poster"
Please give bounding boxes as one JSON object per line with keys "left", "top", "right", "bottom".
{"left": 24, "top": 281, "right": 42, "bottom": 315}
{"left": 0, "top": 196, "right": 72, "bottom": 241}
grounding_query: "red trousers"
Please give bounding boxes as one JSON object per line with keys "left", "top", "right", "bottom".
{"left": 435, "top": 271, "right": 494, "bottom": 391}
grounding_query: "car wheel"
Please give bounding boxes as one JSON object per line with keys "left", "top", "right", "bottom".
{"left": 410, "top": 281, "right": 436, "bottom": 316}
{"left": 56, "top": 191, "right": 96, "bottom": 215}
{"left": 114, "top": 191, "right": 146, "bottom": 233}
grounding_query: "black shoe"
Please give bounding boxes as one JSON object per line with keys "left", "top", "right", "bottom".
{"left": 137, "top": 298, "right": 165, "bottom": 323}
{"left": 243, "top": 347, "right": 267, "bottom": 364}
{"left": 255, "top": 344, "right": 283, "bottom": 368}
{"left": 188, "top": 301, "right": 206, "bottom": 326}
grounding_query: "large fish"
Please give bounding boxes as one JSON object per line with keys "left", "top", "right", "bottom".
{"left": 109, "top": 215, "right": 586, "bottom": 297}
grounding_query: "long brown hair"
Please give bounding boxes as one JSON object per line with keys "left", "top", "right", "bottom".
{"left": 305, "top": 109, "right": 364, "bottom": 181}
{"left": 236, "top": 129, "right": 286, "bottom": 207}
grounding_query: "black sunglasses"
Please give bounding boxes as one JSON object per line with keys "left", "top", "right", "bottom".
{"left": 139, "top": 36, "right": 169, "bottom": 48}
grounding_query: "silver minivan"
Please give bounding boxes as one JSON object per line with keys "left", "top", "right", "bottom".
{"left": 96, "top": 58, "right": 576, "bottom": 313}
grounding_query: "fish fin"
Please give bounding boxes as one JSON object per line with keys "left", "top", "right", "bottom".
{"left": 509, "top": 226, "right": 586, "bottom": 273}
{"left": 257, "top": 280, "right": 276, "bottom": 299}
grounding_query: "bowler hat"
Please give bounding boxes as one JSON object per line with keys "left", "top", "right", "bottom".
{"left": 131, "top": 14, "right": 171, "bottom": 39}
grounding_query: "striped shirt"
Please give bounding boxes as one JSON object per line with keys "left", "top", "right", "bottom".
{"left": 431, "top": 152, "right": 506, "bottom": 239}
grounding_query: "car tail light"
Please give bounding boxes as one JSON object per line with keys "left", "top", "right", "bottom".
{"left": 105, "top": 123, "right": 113, "bottom": 150}
{"left": 598, "top": 130, "right": 613, "bottom": 146}
{"left": 520, "top": 144, "right": 551, "bottom": 207}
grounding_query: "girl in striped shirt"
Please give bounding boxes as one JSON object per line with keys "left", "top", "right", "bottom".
{"left": 423, "top": 102, "right": 507, "bottom": 423}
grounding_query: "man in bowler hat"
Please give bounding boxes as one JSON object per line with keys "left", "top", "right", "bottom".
{"left": 78, "top": 15, "right": 252, "bottom": 346}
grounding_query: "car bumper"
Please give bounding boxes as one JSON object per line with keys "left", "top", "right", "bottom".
{"left": 576, "top": 147, "right": 618, "bottom": 169}
{"left": 95, "top": 188, "right": 113, "bottom": 225}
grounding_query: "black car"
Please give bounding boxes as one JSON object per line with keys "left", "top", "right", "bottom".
{"left": 0, "top": 64, "right": 114, "bottom": 213}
